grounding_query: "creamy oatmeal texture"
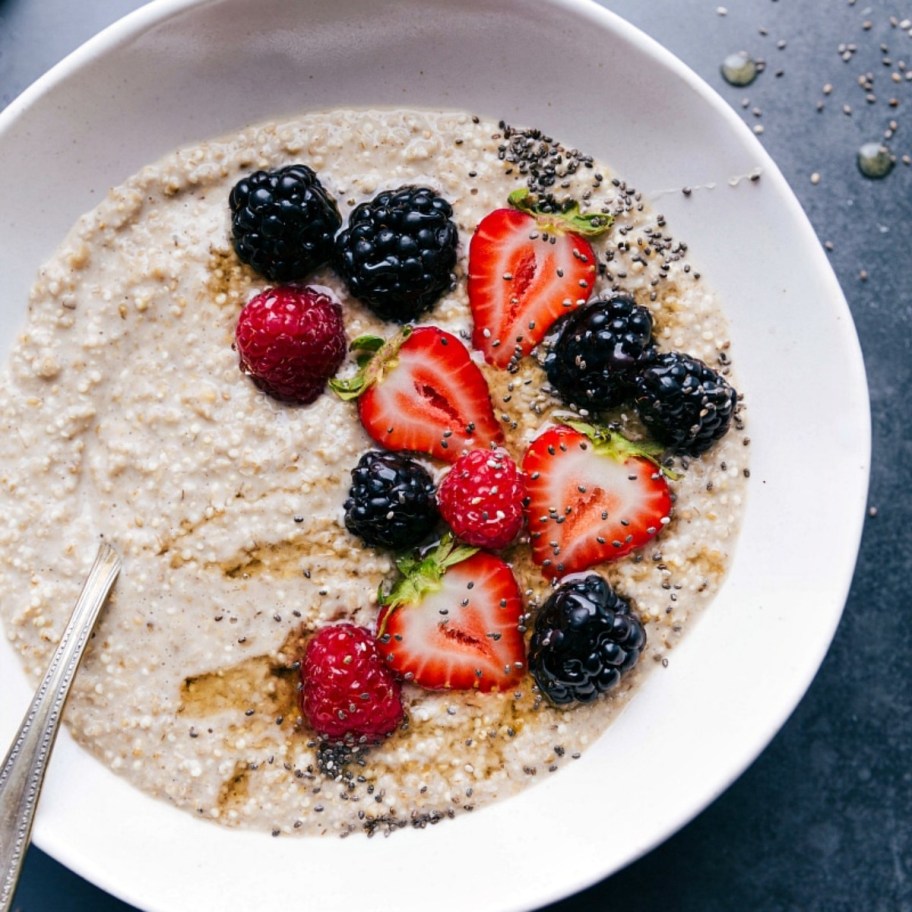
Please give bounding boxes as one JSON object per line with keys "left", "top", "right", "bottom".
{"left": 0, "top": 109, "right": 747, "bottom": 836}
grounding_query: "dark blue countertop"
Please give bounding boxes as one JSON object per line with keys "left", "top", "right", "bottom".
{"left": 2, "top": 2, "right": 909, "bottom": 910}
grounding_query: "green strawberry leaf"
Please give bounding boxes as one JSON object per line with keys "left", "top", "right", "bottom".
{"left": 378, "top": 535, "right": 479, "bottom": 630}
{"left": 329, "top": 327, "right": 412, "bottom": 401}
{"left": 507, "top": 187, "right": 613, "bottom": 238}
{"left": 562, "top": 417, "right": 681, "bottom": 479}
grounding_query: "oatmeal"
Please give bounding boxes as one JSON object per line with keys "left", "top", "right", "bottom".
{"left": 0, "top": 109, "right": 747, "bottom": 837}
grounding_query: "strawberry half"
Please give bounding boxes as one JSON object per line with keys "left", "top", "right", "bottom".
{"left": 376, "top": 537, "right": 526, "bottom": 692}
{"left": 522, "top": 421, "right": 673, "bottom": 579}
{"left": 331, "top": 325, "right": 503, "bottom": 463}
{"left": 468, "top": 189, "right": 612, "bottom": 370}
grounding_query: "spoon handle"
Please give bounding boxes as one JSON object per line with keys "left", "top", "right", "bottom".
{"left": 0, "top": 541, "right": 121, "bottom": 912}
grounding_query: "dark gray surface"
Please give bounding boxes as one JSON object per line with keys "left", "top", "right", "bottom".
{"left": 2, "top": 2, "right": 910, "bottom": 911}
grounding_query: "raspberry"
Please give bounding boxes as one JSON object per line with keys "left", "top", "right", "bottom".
{"left": 299, "top": 624, "right": 404, "bottom": 745}
{"left": 436, "top": 448, "right": 526, "bottom": 550}
{"left": 234, "top": 285, "right": 346, "bottom": 404}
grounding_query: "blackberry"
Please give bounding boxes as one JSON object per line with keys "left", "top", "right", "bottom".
{"left": 334, "top": 185, "right": 458, "bottom": 322}
{"left": 344, "top": 451, "right": 439, "bottom": 550}
{"left": 529, "top": 574, "right": 646, "bottom": 706}
{"left": 229, "top": 164, "right": 341, "bottom": 282}
{"left": 633, "top": 351, "right": 738, "bottom": 456}
{"left": 542, "top": 295, "right": 656, "bottom": 410}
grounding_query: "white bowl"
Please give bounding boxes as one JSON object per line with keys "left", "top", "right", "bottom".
{"left": 0, "top": 1, "right": 870, "bottom": 910}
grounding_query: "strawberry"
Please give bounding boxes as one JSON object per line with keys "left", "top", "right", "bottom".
{"left": 522, "top": 421, "right": 673, "bottom": 579}
{"left": 468, "top": 189, "right": 612, "bottom": 370}
{"left": 330, "top": 325, "right": 503, "bottom": 463}
{"left": 234, "top": 284, "right": 346, "bottom": 403}
{"left": 436, "top": 447, "right": 526, "bottom": 551}
{"left": 376, "top": 537, "right": 526, "bottom": 692}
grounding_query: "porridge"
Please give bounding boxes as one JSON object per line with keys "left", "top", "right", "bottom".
{"left": 0, "top": 109, "right": 747, "bottom": 837}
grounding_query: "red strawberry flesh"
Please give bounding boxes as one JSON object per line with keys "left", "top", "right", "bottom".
{"left": 336, "top": 326, "right": 503, "bottom": 462}
{"left": 377, "top": 545, "right": 525, "bottom": 692}
{"left": 468, "top": 207, "right": 599, "bottom": 369}
{"left": 523, "top": 423, "right": 672, "bottom": 579}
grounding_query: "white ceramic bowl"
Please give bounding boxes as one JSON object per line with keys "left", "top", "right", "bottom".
{"left": 0, "top": 1, "right": 870, "bottom": 910}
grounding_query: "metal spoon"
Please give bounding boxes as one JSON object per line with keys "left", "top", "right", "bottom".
{"left": 0, "top": 541, "right": 121, "bottom": 912}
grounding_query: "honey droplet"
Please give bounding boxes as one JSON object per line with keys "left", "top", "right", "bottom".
{"left": 857, "top": 142, "right": 894, "bottom": 179}
{"left": 721, "top": 52, "right": 758, "bottom": 87}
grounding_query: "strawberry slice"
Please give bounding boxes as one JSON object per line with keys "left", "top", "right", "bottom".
{"left": 522, "top": 421, "right": 673, "bottom": 579}
{"left": 376, "top": 537, "right": 526, "bottom": 692}
{"left": 468, "top": 189, "right": 612, "bottom": 370}
{"left": 331, "top": 325, "right": 503, "bottom": 463}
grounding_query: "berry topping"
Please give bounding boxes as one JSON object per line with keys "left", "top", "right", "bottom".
{"left": 330, "top": 326, "right": 503, "bottom": 463}
{"left": 633, "top": 351, "right": 738, "bottom": 456}
{"left": 522, "top": 421, "right": 672, "bottom": 578}
{"left": 334, "top": 185, "right": 458, "bottom": 322}
{"left": 436, "top": 448, "right": 526, "bottom": 551}
{"left": 344, "top": 451, "right": 439, "bottom": 550}
{"left": 299, "top": 623, "right": 404, "bottom": 745}
{"left": 376, "top": 537, "right": 526, "bottom": 692}
{"left": 229, "top": 164, "right": 342, "bottom": 282}
{"left": 528, "top": 574, "right": 646, "bottom": 705}
{"left": 468, "top": 189, "right": 612, "bottom": 370}
{"left": 234, "top": 285, "right": 346, "bottom": 404}
{"left": 543, "top": 294, "right": 657, "bottom": 410}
